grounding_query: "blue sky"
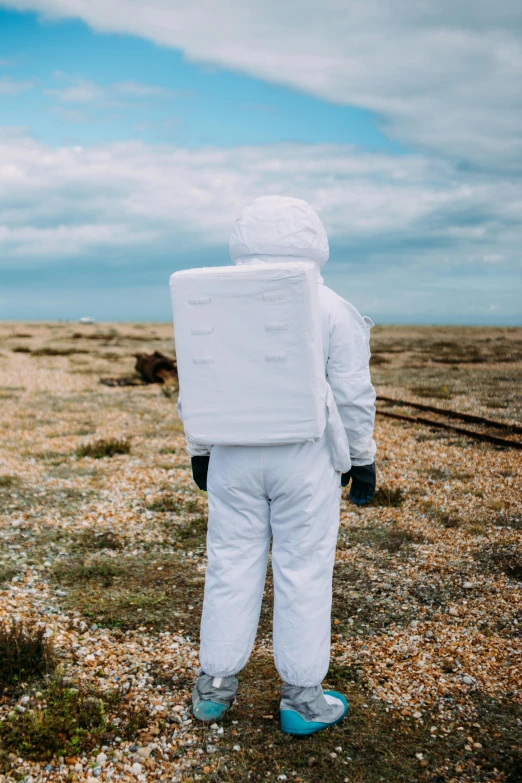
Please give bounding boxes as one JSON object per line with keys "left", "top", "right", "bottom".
{"left": 0, "top": 10, "right": 397, "bottom": 150}
{"left": 0, "top": 1, "right": 520, "bottom": 324}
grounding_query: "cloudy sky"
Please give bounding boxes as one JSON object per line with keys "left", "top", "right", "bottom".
{"left": 0, "top": 1, "right": 521, "bottom": 323}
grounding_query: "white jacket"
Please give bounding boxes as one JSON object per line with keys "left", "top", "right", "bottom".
{"left": 180, "top": 195, "right": 376, "bottom": 467}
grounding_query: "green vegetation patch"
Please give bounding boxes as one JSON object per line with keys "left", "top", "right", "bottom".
{"left": 0, "top": 474, "right": 21, "bottom": 488}
{"left": 72, "top": 529, "right": 125, "bottom": 552}
{"left": 51, "top": 553, "right": 205, "bottom": 634}
{"left": 147, "top": 493, "right": 204, "bottom": 516}
{"left": 0, "top": 677, "right": 149, "bottom": 764}
{"left": 0, "top": 622, "right": 55, "bottom": 696}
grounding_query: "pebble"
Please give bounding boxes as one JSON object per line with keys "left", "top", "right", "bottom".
{"left": 130, "top": 762, "right": 142, "bottom": 776}
{"left": 137, "top": 747, "right": 151, "bottom": 759}
{"left": 448, "top": 607, "right": 459, "bottom": 616}
{"left": 424, "top": 630, "right": 434, "bottom": 639}
{"left": 462, "top": 676, "right": 474, "bottom": 685}
{"left": 233, "top": 745, "right": 241, "bottom": 752}
{"left": 96, "top": 753, "right": 107, "bottom": 766}
{"left": 463, "top": 582, "right": 474, "bottom": 589}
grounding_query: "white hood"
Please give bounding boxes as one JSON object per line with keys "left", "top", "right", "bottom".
{"left": 229, "top": 195, "right": 329, "bottom": 267}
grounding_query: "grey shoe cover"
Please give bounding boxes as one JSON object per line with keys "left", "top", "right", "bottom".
{"left": 280, "top": 684, "right": 345, "bottom": 723}
{"left": 192, "top": 672, "right": 239, "bottom": 711}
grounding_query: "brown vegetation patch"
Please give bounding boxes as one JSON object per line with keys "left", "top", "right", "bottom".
{"left": 31, "top": 347, "right": 90, "bottom": 356}
{"left": 475, "top": 543, "right": 522, "bottom": 580}
{"left": 369, "top": 485, "right": 405, "bottom": 507}
{"left": 420, "top": 500, "right": 462, "bottom": 529}
{"left": 339, "top": 521, "right": 423, "bottom": 552}
{"left": 75, "top": 437, "right": 131, "bottom": 459}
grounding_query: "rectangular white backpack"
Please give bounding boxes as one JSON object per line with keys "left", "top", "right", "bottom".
{"left": 169, "top": 262, "right": 327, "bottom": 447}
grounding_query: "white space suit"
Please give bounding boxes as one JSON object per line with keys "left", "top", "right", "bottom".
{"left": 183, "top": 196, "right": 376, "bottom": 689}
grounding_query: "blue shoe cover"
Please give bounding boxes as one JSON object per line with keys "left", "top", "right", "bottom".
{"left": 280, "top": 690, "right": 348, "bottom": 735}
{"left": 193, "top": 699, "right": 229, "bottom": 721}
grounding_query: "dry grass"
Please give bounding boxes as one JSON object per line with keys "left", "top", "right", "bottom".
{"left": 75, "top": 437, "right": 131, "bottom": 459}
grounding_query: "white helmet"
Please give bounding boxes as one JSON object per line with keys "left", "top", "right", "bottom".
{"left": 229, "top": 195, "right": 329, "bottom": 267}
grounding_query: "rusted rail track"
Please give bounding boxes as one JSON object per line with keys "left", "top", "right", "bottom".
{"left": 376, "top": 397, "right": 522, "bottom": 450}
{"left": 377, "top": 394, "right": 522, "bottom": 434}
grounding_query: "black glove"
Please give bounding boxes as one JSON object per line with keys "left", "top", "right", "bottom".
{"left": 191, "top": 456, "right": 210, "bottom": 491}
{"left": 341, "top": 462, "right": 376, "bottom": 506}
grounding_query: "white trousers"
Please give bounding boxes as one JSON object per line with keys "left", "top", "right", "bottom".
{"left": 199, "top": 434, "right": 341, "bottom": 688}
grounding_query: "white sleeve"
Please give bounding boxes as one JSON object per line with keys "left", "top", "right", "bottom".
{"left": 326, "top": 302, "right": 376, "bottom": 466}
{"left": 176, "top": 397, "right": 211, "bottom": 458}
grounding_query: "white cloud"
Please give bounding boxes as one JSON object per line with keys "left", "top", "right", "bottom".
{"left": 2, "top": 0, "right": 521, "bottom": 169}
{"left": 0, "top": 131, "right": 520, "bottom": 271}
{"left": 47, "top": 77, "right": 102, "bottom": 103}
{"left": 114, "top": 81, "right": 174, "bottom": 98}
{"left": 45, "top": 72, "right": 174, "bottom": 104}
{"left": 0, "top": 77, "right": 33, "bottom": 94}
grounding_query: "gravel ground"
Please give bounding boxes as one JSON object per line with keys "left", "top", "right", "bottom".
{"left": 0, "top": 323, "right": 521, "bottom": 783}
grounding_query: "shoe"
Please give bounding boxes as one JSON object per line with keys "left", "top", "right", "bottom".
{"left": 280, "top": 690, "right": 348, "bottom": 735}
{"left": 192, "top": 673, "right": 238, "bottom": 722}
{"left": 193, "top": 699, "right": 230, "bottom": 721}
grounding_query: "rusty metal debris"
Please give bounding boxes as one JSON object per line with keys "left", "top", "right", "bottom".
{"left": 134, "top": 352, "right": 178, "bottom": 384}
{"left": 101, "top": 352, "right": 178, "bottom": 387}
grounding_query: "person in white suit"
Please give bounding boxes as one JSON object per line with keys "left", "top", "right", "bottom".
{"left": 183, "top": 196, "right": 376, "bottom": 734}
